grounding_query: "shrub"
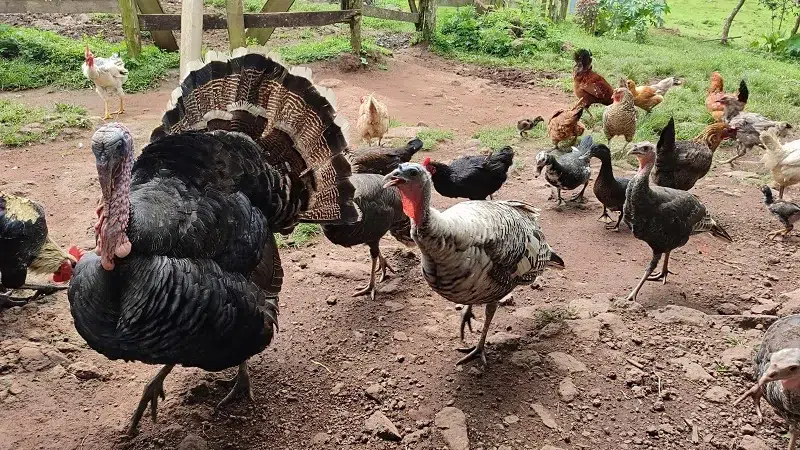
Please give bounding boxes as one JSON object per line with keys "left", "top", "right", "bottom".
{"left": 435, "top": 6, "right": 560, "bottom": 57}
{"left": 575, "top": 0, "right": 601, "bottom": 34}
{"left": 591, "top": 0, "right": 670, "bottom": 42}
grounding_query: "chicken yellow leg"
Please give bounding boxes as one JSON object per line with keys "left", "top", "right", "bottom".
{"left": 112, "top": 97, "right": 125, "bottom": 116}
{"left": 102, "top": 99, "right": 111, "bottom": 120}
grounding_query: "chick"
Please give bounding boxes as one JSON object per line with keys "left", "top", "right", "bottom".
{"left": 517, "top": 116, "right": 544, "bottom": 137}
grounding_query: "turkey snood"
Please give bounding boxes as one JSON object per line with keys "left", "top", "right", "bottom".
{"left": 91, "top": 123, "right": 133, "bottom": 270}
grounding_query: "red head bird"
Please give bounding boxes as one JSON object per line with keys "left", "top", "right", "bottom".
{"left": 52, "top": 246, "right": 85, "bottom": 283}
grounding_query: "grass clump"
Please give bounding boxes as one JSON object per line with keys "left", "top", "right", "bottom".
{"left": 0, "top": 25, "right": 179, "bottom": 92}
{"left": 473, "top": 126, "right": 522, "bottom": 149}
{"left": 417, "top": 128, "right": 455, "bottom": 150}
{"left": 280, "top": 35, "right": 391, "bottom": 64}
{"left": 0, "top": 100, "right": 90, "bottom": 146}
{"left": 275, "top": 223, "right": 322, "bottom": 249}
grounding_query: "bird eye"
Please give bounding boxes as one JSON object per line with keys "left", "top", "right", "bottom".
{"left": 790, "top": 365, "right": 799, "bottom": 372}
{"left": 408, "top": 168, "right": 419, "bottom": 176}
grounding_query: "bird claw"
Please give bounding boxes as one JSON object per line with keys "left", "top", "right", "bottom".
{"left": 733, "top": 382, "right": 764, "bottom": 424}
{"left": 126, "top": 377, "right": 167, "bottom": 436}
{"left": 597, "top": 213, "right": 613, "bottom": 224}
{"left": 455, "top": 345, "right": 487, "bottom": 366}
{"left": 459, "top": 307, "right": 475, "bottom": 341}
{"left": 646, "top": 270, "right": 675, "bottom": 284}
{"left": 352, "top": 284, "right": 377, "bottom": 301}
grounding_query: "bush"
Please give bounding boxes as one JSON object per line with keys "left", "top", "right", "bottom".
{"left": 435, "top": 6, "right": 561, "bottom": 57}
{"left": 0, "top": 25, "right": 179, "bottom": 92}
{"left": 575, "top": 0, "right": 601, "bottom": 34}
{"left": 590, "top": 0, "right": 670, "bottom": 42}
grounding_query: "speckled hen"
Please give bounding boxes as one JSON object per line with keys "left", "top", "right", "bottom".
{"left": 68, "top": 49, "right": 359, "bottom": 435}
{"left": 623, "top": 143, "right": 732, "bottom": 301}
{"left": 734, "top": 315, "right": 800, "bottom": 450}
{"left": 384, "top": 163, "right": 564, "bottom": 365}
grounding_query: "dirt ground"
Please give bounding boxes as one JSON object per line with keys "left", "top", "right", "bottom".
{"left": 1, "top": 48, "right": 800, "bottom": 450}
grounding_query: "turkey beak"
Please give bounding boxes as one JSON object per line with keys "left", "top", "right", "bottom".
{"left": 383, "top": 171, "right": 405, "bottom": 189}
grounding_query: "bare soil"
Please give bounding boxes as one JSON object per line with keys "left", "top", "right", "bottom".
{"left": 1, "top": 48, "right": 799, "bottom": 450}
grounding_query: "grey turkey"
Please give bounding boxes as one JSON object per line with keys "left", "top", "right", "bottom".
{"left": 535, "top": 135, "right": 593, "bottom": 205}
{"left": 623, "top": 142, "right": 732, "bottom": 301}
{"left": 68, "top": 49, "right": 359, "bottom": 435}
{"left": 762, "top": 186, "right": 800, "bottom": 239}
{"left": 322, "top": 173, "right": 414, "bottom": 300}
{"left": 0, "top": 192, "right": 80, "bottom": 308}
{"left": 583, "top": 143, "right": 629, "bottom": 231}
{"left": 384, "top": 163, "right": 563, "bottom": 365}
{"left": 733, "top": 315, "right": 800, "bottom": 450}
{"left": 347, "top": 138, "right": 423, "bottom": 175}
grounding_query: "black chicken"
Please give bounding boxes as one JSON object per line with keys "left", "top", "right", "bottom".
{"left": 535, "top": 135, "right": 593, "bottom": 205}
{"left": 423, "top": 147, "right": 515, "bottom": 200}
{"left": 348, "top": 138, "right": 423, "bottom": 175}
{"left": 322, "top": 174, "right": 414, "bottom": 300}
{"left": 762, "top": 186, "right": 800, "bottom": 239}
{"left": 583, "top": 144, "right": 629, "bottom": 231}
{"left": 68, "top": 51, "right": 359, "bottom": 435}
{"left": 0, "top": 192, "right": 80, "bottom": 308}
{"left": 624, "top": 143, "right": 732, "bottom": 301}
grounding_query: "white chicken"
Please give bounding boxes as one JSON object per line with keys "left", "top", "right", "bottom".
{"left": 82, "top": 46, "right": 128, "bottom": 120}
{"left": 356, "top": 93, "right": 389, "bottom": 146}
{"left": 760, "top": 130, "right": 800, "bottom": 199}
{"left": 383, "top": 162, "right": 564, "bottom": 365}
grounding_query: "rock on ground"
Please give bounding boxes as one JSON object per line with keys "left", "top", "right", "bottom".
{"left": 364, "top": 411, "right": 402, "bottom": 441}
{"left": 435, "top": 407, "right": 469, "bottom": 450}
{"left": 558, "top": 377, "right": 578, "bottom": 403}
{"left": 651, "top": 305, "right": 709, "bottom": 326}
{"left": 569, "top": 293, "right": 612, "bottom": 318}
{"left": 703, "top": 386, "right": 731, "bottom": 403}
{"left": 177, "top": 434, "right": 208, "bottom": 450}
{"left": 531, "top": 403, "right": 558, "bottom": 429}
{"left": 547, "top": 352, "right": 587, "bottom": 374}
{"left": 738, "top": 435, "right": 770, "bottom": 450}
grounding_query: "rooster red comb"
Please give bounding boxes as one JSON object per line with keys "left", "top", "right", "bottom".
{"left": 68, "top": 246, "right": 85, "bottom": 262}
{"left": 422, "top": 157, "right": 431, "bottom": 166}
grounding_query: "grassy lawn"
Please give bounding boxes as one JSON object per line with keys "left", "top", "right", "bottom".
{"left": 0, "top": 100, "right": 90, "bottom": 146}
{"left": 663, "top": 0, "right": 778, "bottom": 43}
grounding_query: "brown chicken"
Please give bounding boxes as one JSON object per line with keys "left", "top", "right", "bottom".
{"left": 706, "top": 72, "right": 748, "bottom": 122}
{"left": 356, "top": 93, "right": 390, "bottom": 146}
{"left": 625, "top": 79, "right": 663, "bottom": 113}
{"left": 548, "top": 107, "right": 586, "bottom": 149}
{"left": 651, "top": 118, "right": 737, "bottom": 191}
{"left": 572, "top": 49, "right": 613, "bottom": 118}
{"left": 602, "top": 87, "right": 637, "bottom": 152}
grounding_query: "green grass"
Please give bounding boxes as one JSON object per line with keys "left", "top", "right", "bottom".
{"left": 0, "top": 25, "right": 179, "bottom": 92}
{"left": 417, "top": 128, "right": 454, "bottom": 150}
{"left": 279, "top": 35, "right": 391, "bottom": 64}
{"left": 663, "top": 0, "right": 778, "bottom": 43}
{"left": 275, "top": 223, "right": 323, "bottom": 248}
{"left": 432, "top": 3, "right": 800, "bottom": 148}
{"left": 0, "top": 100, "right": 90, "bottom": 146}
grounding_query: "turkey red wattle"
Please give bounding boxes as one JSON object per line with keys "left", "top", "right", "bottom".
{"left": 396, "top": 184, "right": 425, "bottom": 225}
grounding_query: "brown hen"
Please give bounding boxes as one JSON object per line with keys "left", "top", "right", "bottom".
{"left": 625, "top": 79, "right": 663, "bottom": 113}
{"left": 548, "top": 107, "right": 585, "bottom": 149}
{"left": 705, "top": 72, "right": 748, "bottom": 122}
{"left": 602, "top": 87, "right": 637, "bottom": 152}
{"left": 572, "top": 49, "right": 613, "bottom": 118}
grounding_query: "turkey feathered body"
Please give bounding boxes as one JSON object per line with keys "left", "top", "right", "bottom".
{"left": 414, "top": 201, "right": 552, "bottom": 306}
{"left": 752, "top": 315, "right": 800, "bottom": 426}
{"left": 323, "top": 174, "right": 412, "bottom": 249}
{"left": 69, "top": 51, "right": 357, "bottom": 373}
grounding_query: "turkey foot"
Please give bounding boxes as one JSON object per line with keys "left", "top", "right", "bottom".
{"left": 216, "top": 362, "right": 253, "bottom": 410}
{"left": 353, "top": 249, "right": 379, "bottom": 300}
{"left": 0, "top": 294, "right": 27, "bottom": 309}
{"left": 377, "top": 253, "right": 394, "bottom": 283}
{"left": 459, "top": 305, "right": 475, "bottom": 341}
{"left": 626, "top": 252, "right": 662, "bottom": 302}
{"left": 732, "top": 382, "right": 764, "bottom": 424}
{"left": 126, "top": 364, "right": 174, "bottom": 436}
{"left": 0, "top": 285, "right": 68, "bottom": 308}
{"left": 645, "top": 252, "right": 672, "bottom": 283}
{"left": 767, "top": 228, "right": 790, "bottom": 240}
{"left": 456, "top": 303, "right": 497, "bottom": 366}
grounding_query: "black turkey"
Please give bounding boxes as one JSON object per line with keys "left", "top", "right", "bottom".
{"left": 322, "top": 173, "right": 414, "bottom": 300}
{"left": 68, "top": 49, "right": 359, "bottom": 435}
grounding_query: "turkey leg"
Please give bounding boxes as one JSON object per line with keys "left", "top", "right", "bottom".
{"left": 459, "top": 305, "right": 475, "bottom": 341}
{"left": 114, "top": 97, "right": 125, "bottom": 115}
{"left": 377, "top": 250, "right": 394, "bottom": 283}
{"left": 732, "top": 381, "right": 764, "bottom": 423}
{"left": 216, "top": 361, "right": 254, "bottom": 409}
{"left": 126, "top": 364, "right": 174, "bottom": 436}
{"left": 646, "top": 251, "right": 675, "bottom": 283}
{"left": 353, "top": 245, "right": 380, "bottom": 300}
{"left": 626, "top": 252, "right": 662, "bottom": 302}
{"left": 456, "top": 302, "right": 498, "bottom": 366}
{"left": 789, "top": 426, "right": 797, "bottom": 450}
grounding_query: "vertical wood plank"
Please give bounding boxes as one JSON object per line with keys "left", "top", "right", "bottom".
{"left": 419, "top": 0, "right": 435, "bottom": 42}
{"left": 119, "top": 0, "right": 142, "bottom": 57}
{"left": 245, "top": 0, "right": 296, "bottom": 45}
{"left": 349, "top": 0, "right": 362, "bottom": 55}
{"left": 180, "top": 0, "right": 203, "bottom": 80}
{"left": 135, "top": 0, "right": 178, "bottom": 51}
{"left": 226, "top": 0, "right": 246, "bottom": 49}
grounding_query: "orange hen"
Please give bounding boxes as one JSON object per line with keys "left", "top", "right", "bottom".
{"left": 705, "top": 72, "right": 748, "bottom": 122}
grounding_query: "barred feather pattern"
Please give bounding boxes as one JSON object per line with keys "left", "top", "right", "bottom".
{"left": 151, "top": 47, "right": 359, "bottom": 227}
{"left": 752, "top": 316, "right": 800, "bottom": 426}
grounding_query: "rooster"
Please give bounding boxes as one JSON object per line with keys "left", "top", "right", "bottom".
{"left": 83, "top": 46, "right": 129, "bottom": 120}
{"left": 705, "top": 73, "right": 747, "bottom": 122}
{"left": 356, "top": 93, "right": 390, "bottom": 146}
{"left": 0, "top": 192, "right": 82, "bottom": 308}
{"left": 423, "top": 148, "right": 514, "bottom": 200}
{"left": 384, "top": 163, "right": 563, "bottom": 365}
{"left": 572, "top": 49, "right": 613, "bottom": 119}
{"left": 68, "top": 49, "right": 359, "bottom": 435}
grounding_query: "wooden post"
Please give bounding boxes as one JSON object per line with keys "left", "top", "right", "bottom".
{"left": 180, "top": 0, "right": 204, "bottom": 81}
{"left": 349, "top": 0, "right": 362, "bottom": 55}
{"left": 408, "top": 0, "right": 420, "bottom": 31}
{"left": 135, "top": 0, "right": 178, "bottom": 51}
{"left": 226, "top": 0, "right": 246, "bottom": 49}
{"left": 119, "top": 0, "right": 141, "bottom": 57}
{"left": 419, "top": 0, "right": 435, "bottom": 42}
{"left": 246, "top": 0, "right": 296, "bottom": 44}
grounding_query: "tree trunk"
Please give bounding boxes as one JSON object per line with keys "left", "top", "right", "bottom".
{"left": 792, "top": 14, "right": 800, "bottom": 36}
{"left": 721, "top": 0, "right": 746, "bottom": 44}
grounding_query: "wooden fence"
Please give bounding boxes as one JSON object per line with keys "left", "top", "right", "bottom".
{"left": 0, "top": 0, "right": 435, "bottom": 79}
